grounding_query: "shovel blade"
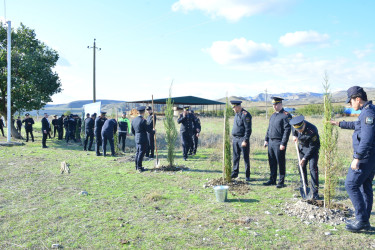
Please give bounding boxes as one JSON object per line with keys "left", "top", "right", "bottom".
{"left": 299, "top": 186, "right": 312, "bottom": 200}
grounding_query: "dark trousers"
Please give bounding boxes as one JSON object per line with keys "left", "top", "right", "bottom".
{"left": 66, "top": 130, "right": 75, "bottom": 143}
{"left": 17, "top": 126, "right": 21, "bottom": 134}
{"left": 53, "top": 126, "right": 57, "bottom": 137}
{"left": 118, "top": 133, "right": 127, "bottom": 152}
{"left": 268, "top": 140, "right": 286, "bottom": 184}
{"left": 102, "top": 134, "right": 115, "bottom": 156}
{"left": 232, "top": 137, "right": 250, "bottom": 178}
{"left": 26, "top": 130, "right": 34, "bottom": 142}
{"left": 58, "top": 127, "right": 63, "bottom": 140}
{"left": 135, "top": 143, "right": 147, "bottom": 170}
{"left": 0, "top": 127, "right": 4, "bottom": 136}
{"left": 191, "top": 134, "right": 199, "bottom": 154}
{"left": 84, "top": 132, "right": 94, "bottom": 150}
{"left": 95, "top": 134, "right": 102, "bottom": 156}
{"left": 298, "top": 151, "right": 319, "bottom": 196}
{"left": 48, "top": 131, "right": 52, "bottom": 139}
{"left": 181, "top": 132, "right": 192, "bottom": 159}
{"left": 146, "top": 132, "right": 155, "bottom": 157}
{"left": 345, "top": 156, "right": 375, "bottom": 222}
{"left": 42, "top": 132, "right": 47, "bottom": 147}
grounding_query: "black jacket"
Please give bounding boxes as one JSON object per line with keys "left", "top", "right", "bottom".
{"left": 293, "top": 121, "right": 320, "bottom": 160}
{"left": 22, "top": 118, "right": 35, "bottom": 131}
{"left": 85, "top": 117, "right": 94, "bottom": 134}
{"left": 146, "top": 113, "right": 157, "bottom": 134}
{"left": 232, "top": 109, "right": 252, "bottom": 143}
{"left": 41, "top": 117, "right": 50, "bottom": 132}
{"left": 265, "top": 108, "right": 292, "bottom": 146}
{"left": 131, "top": 116, "right": 147, "bottom": 144}
{"left": 177, "top": 113, "right": 194, "bottom": 134}
{"left": 101, "top": 119, "right": 117, "bottom": 137}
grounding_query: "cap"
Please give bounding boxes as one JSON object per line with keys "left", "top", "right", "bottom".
{"left": 146, "top": 106, "right": 152, "bottom": 111}
{"left": 230, "top": 100, "right": 242, "bottom": 108}
{"left": 289, "top": 115, "right": 305, "bottom": 129}
{"left": 122, "top": 111, "right": 127, "bottom": 115}
{"left": 137, "top": 106, "right": 146, "bottom": 112}
{"left": 346, "top": 86, "right": 365, "bottom": 103}
{"left": 101, "top": 111, "right": 107, "bottom": 115}
{"left": 86, "top": 113, "right": 90, "bottom": 116}
{"left": 53, "top": 115, "right": 57, "bottom": 117}
{"left": 25, "top": 113, "right": 30, "bottom": 116}
{"left": 93, "top": 113, "right": 97, "bottom": 116}
{"left": 271, "top": 97, "right": 284, "bottom": 104}
{"left": 184, "top": 106, "right": 190, "bottom": 111}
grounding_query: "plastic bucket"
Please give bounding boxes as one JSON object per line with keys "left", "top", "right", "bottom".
{"left": 213, "top": 185, "right": 229, "bottom": 202}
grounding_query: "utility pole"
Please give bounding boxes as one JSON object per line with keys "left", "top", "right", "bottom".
{"left": 265, "top": 88, "right": 268, "bottom": 120}
{"left": 6, "top": 20, "right": 11, "bottom": 142}
{"left": 87, "top": 39, "right": 101, "bottom": 103}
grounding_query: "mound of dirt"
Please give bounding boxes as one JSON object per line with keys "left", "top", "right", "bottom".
{"left": 150, "top": 165, "right": 189, "bottom": 172}
{"left": 116, "top": 156, "right": 135, "bottom": 163}
{"left": 204, "top": 178, "right": 251, "bottom": 196}
{"left": 284, "top": 199, "right": 353, "bottom": 225}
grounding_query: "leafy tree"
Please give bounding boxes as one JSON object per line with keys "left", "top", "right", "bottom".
{"left": 163, "top": 83, "right": 178, "bottom": 167}
{"left": 223, "top": 97, "right": 232, "bottom": 182}
{"left": 0, "top": 23, "right": 61, "bottom": 138}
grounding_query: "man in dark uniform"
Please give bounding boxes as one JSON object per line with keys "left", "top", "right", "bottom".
{"left": 263, "top": 97, "right": 292, "bottom": 188}
{"left": 331, "top": 86, "right": 375, "bottom": 232}
{"left": 95, "top": 111, "right": 107, "bottom": 156}
{"left": 131, "top": 106, "right": 148, "bottom": 172}
{"left": 41, "top": 113, "right": 50, "bottom": 148}
{"left": 145, "top": 106, "right": 157, "bottom": 158}
{"left": 83, "top": 113, "right": 95, "bottom": 151}
{"left": 0, "top": 116, "right": 5, "bottom": 136}
{"left": 57, "top": 115, "right": 65, "bottom": 140}
{"left": 190, "top": 111, "right": 201, "bottom": 155}
{"left": 102, "top": 118, "right": 118, "bottom": 156}
{"left": 52, "top": 115, "right": 58, "bottom": 137}
{"left": 22, "top": 113, "right": 35, "bottom": 142}
{"left": 118, "top": 112, "right": 131, "bottom": 153}
{"left": 290, "top": 115, "right": 320, "bottom": 199}
{"left": 230, "top": 100, "right": 252, "bottom": 181}
{"left": 177, "top": 106, "right": 194, "bottom": 161}
{"left": 63, "top": 115, "right": 69, "bottom": 140}
{"left": 16, "top": 116, "right": 22, "bottom": 135}
{"left": 66, "top": 114, "right": 77, "bottom": 143}
{"left": 74, "top": 115, "right": 82, "bottom": 143}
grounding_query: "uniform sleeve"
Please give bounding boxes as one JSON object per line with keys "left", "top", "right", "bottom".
{"left": 113, "top": 121, "right": 117, "bottom": 134}
{"left": 265, "top": 116, "right": 271, "bottom": 142}
{"left": 177, "top": 114, "right": 185, "bottom": 124}
{"left": 354, "top": 110, "right": 375, "bottom": 159}
{"left": 31, "top": 119, "right": 35, "bottom": 125}
{"left": 281, "top": 114, "right": 292, "bottom": 146}
{"left": 131, "top": 121, "right": 135, "bottom": 135}
{"left": 338, "top": 121, "right": 355, "bottom": 130}
{"left": 243, "top": 113, "right": 252, "bottom": 142}
{"left": 303, "top": 131, "right": 320, "bottom": 160}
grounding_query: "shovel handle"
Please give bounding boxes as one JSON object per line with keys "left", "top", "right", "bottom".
{"left": 295, "top": 141, "right": 308, "bottom": 196}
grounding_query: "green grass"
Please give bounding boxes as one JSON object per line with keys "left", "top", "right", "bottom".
{"left": 0, "top": 116, "right": 374, "bottom": 249}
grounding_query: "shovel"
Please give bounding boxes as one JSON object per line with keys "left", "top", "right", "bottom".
{"left": 294, "top": 141, "right": 312, "bottom": 200}
{"left": 152, "top": 95, "right": 160, "bottom": 167}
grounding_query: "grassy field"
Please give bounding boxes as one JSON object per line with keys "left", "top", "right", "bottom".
{"left": 1, "top": 116, "right": 375, "bottom": 249}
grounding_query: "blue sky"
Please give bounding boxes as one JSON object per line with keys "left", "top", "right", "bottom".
{"left": 2, "top": 0, "right": 375, "bottom": 103}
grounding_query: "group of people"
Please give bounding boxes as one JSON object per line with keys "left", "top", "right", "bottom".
{"left": 230, "top": 86, "right": 375, "bottom": 233}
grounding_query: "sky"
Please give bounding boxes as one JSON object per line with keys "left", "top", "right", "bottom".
{"left": 1, "top": 0, "right": 375, "bottom": 104}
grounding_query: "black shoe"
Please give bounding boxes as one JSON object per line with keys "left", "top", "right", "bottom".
{"left": 313, "top": 194, "right": 320, "bottom": 200}
{"left": 345, "top": 220, "right": 371, "bottom": 232}
{"left": 42, "top": 146, "right": 48, "bottom": 148}
{"left": 138, "top": 168, "right": 148, "bottom": 173}
{"left": 276, "top": 183, "right": 286, "bottom": 188}
{"left": 88, "top": 149, "right": 94, "bottom": 151}
{"left": 84, "top": 149, "right": 87, "bottom": 151}
{"left": 246, "top": 177, "right": 250, "bottom": 182}
{"left": 263, "top": 180, "right": 276, "bottom": 186}
{"left": 184, "top": 158, "right": 187, "bottom": 161}
{"left": 231, "top": 174, "right": 238, "bottom": 179}
{"left": 96, "top": 153, "right": 102, "bottom": 156}
{"left": 26, "top": 140, "right": 28, "bottom": 142}
{"left": 188, "top": 152, "right": 193, "bottom": 155}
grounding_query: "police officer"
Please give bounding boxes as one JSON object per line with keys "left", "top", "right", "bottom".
{"left": 263, "top": 97, "right": 292, "bottom": 188}
{"left": 190, "top": 111, "right": 201, "bottom": 155}
{"left": 66, "top": 114, "right": 77, "bottom": 143}
{"left": 118, "top": 111, "right": 131, "bottom": 153}
{"left": 95, "top": 111, "right": 107, "bottom": 156}
{"left": 22, "top": 113, "right": 35, "bottom": 142}
{"left": 74, "top": 115, "right": 82, "bottom": 142}
{"left": 57, "top": 115, "right": 65, "bottom": 140}
{"left": 0, "top": 116, "right": 5, "bottom": 136}
{"left": 16, "top": 116, "right": 22, "bottom": 135}
{"left": 102, "top": 118, "right": 117, "bottom": 156}
{"left": 41, "top": 113, "right": 50, "bottom": 148}
{"left": 331, "top": 86, "right": 375, "bottom": 232}
{"left": 83, "top": 113, "right": 95, "bottom": 151}
{"left": 131, "top": 106, "right": 148, "bottom": 172}
{"left": 230, "top": 100, "right": 252, "bottom": 181}
{"left": 290, "top": 115, "right": 320, "bottom": 199}
{"left": 51, "top": 115, "right": 58, "bottom": 137}
{"left": 63, "top": 115, "right": 69, "bottom": 140}
{"left": 145, "top": 106, "right": 157, "bottom": 158}
{"left": 177, "top": 106, "right": 194, "bottom": 161}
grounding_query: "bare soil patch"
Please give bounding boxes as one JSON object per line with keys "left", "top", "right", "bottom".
{"left": 204, "top": 178, "right": 251, "bottom": 196}
{"left": 150, "top": 165, "right": 189, "bottom": 172}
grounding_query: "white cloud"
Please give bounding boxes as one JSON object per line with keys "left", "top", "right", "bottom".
{"left": 353, "top": 44, "right": 373, "bottom": 59}
{"left": 172, "top": 0, "right": 294, "bottom": 22}
{"left": 204, "top": 38, "right": 277, "bottom": 65}
{"left": 279, "top": 30, "right": 330, "bottom": 47}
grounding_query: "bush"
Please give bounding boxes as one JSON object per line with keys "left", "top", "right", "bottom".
{"left": 296, "top": 104, "right": 344, "bottom": 116}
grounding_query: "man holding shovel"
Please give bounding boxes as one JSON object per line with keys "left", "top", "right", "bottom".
{"left": 331, "top": 86, "right": 375, "bottom": 232}
{"left": 290, "top": 115, "right": 320, "bottom": 200}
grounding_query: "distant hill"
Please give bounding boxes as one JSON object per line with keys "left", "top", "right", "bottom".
{"left": 45, "top": 99, "right": 124, "bottom": 109}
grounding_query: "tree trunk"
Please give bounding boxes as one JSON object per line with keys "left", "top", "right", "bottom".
{"left": 10, "top": 120, "right": 22, "bottom": 139}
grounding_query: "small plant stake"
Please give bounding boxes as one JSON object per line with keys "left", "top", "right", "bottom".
{"left": 60, "top": 161, "right": 70, "bottom": 174}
